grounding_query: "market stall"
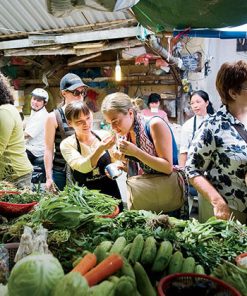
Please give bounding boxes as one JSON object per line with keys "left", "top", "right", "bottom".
{"left": 0, "top": 182, "right": 246, "bottom": 295}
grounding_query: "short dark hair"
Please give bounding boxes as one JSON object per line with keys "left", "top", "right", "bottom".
{"left": 0, "top": 73, "right": 14, "bottom": 106}
{"left": 147, "top": 93, "right": 161, "bottom": 107}
{"left": 65, "top": 101, "right": 90, "bottom": 122}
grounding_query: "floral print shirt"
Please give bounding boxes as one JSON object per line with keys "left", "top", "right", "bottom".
{"left": 185, "top": 105, "right": 247, "bottom": 212}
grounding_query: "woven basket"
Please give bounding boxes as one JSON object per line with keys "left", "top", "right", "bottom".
{"left": 0, "top": 201, "right": 37, "bottom": 217}
{"left": 158, "top": 273, "right": 241, "bottom": 296}
{"left": 0, "top": 191, "right": 37, "bottom": 217}
{"left": 4, "top": 243, "right": 20, "bottom": 270}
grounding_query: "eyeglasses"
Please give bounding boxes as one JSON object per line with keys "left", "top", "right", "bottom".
{"left": 66, "top": 89, "right": 87, "bottom": 97}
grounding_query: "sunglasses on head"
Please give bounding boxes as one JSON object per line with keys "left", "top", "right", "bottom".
{"left": 67, "top": 89, "right": 87, "bottom": 97}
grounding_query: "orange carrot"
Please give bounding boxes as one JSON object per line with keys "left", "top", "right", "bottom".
{"left": 71, "top": 252, "right": 97, "bottom": 276}
{"left": 84, "top": 253, "right": 123, "bottom": 286}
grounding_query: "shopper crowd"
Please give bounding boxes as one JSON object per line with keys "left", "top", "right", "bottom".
{"left": 0, "top": 60, "right": 246, "bottom": 223}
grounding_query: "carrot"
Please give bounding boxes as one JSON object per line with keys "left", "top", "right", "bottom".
{"left": 71, "top": 252, "right": 97, "bottom": 276}
{"left": 84, "top": 253, "right": 123, "bottom": 286}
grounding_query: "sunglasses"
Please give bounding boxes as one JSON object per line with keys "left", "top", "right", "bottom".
{"left": 67, "top": 89, "right": 87, "bottom": 97}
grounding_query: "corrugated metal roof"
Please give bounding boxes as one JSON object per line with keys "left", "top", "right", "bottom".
{"left": 0, "top": 0, "right": 136, "bottom": 40}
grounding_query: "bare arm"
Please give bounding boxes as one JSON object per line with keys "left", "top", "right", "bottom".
{"left": 189, "top": 175, "right": 230, "bottom": 220}
{"left": 179, "top": 152, "right": 187, "bottom": 167}
{"left": 119, "top": 118, "right": 173, "bottom": 174}
{"left": 61, "top": 135, "right": 116, "bottom": 173}
{"left": 44, "top": 112, "right": 57, "bottom": 190}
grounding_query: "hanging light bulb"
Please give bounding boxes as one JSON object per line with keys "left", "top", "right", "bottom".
{"left": 115, "top": 54, "right": 122, "bottom": 81}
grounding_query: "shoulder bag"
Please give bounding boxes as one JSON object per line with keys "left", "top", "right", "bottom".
{"left": 126, "top": 118, "right": 186, "bottom": 214}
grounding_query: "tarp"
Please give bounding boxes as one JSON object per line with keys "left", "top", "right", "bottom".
{"left": 132, "top": 0, "right": 247, "bottom": 33}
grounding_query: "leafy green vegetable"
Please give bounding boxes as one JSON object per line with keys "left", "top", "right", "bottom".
{"left": 53, "top": 272, "right": 89, "bottom": 296}
{"left": 8, "top": 254, "right": 64, "bottom": 296}
{"left": 212, "top": 260, "right": 247, "bottom": 296}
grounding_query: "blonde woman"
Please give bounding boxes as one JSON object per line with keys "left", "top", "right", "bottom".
{"left": 101, "top": 92, "right": 184, "bottom": 215}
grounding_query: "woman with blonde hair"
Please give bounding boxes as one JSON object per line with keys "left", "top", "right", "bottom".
{"left": 101, "top": 92, "right": 185, "bottom": 216}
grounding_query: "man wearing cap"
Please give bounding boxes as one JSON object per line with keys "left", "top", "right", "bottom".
{"left": 44, "top": 73, "right": 88, "bottom": 191}
{"left": 24, "top": 88, "right": 49, "bottom": 169}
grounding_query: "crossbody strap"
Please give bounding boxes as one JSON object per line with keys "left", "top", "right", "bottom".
{"left": 54, "top": 109, "right": 66, "bottom": 140}
{"left": 75, "top": 131, "right": 102, "bottom": 153}
{"left": 233, "top": 124, "right": 247, "bottom": 143}
{"left": 192, "top": 116, "right": 197, "bottom": 140}
{"left": 145, "top": 116, "right": 178, "bottom": 165}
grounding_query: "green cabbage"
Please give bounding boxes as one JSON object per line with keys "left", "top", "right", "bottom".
{"left": 53, "top": 272, "right": 89, "bottom": 296}
{"left": 8, "top": 254, "right": 64, "bottom": 296}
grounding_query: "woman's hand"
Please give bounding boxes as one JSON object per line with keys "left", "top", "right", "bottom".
{"left": 112, "top": 149, "right": 126, "bottom": 161}
{"left": 101, "top": 135, "right": 116, "bottom": 151}
{"left": 118, "top": 140, "right": 138, "bottom": 157}
{"left": 45, "top": 178, "right": 57, "bottom": 193}
{"left": 212, "top": 199, "right": 231, "bottom": 220}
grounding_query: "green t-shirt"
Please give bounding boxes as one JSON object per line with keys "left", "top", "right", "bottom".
{"left": 0, "top": 104, "right": 32, "bottom": 180}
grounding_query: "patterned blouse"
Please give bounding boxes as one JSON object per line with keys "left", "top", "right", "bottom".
{"left": 185, "top": 105, "right": 247, "bottom": 212}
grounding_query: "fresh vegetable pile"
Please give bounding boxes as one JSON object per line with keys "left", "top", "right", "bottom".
{"left": 0, "top": 181, "right": 42, "bottom": 204}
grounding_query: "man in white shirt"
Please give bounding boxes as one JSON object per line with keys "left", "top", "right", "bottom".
{"left": 24, "top": 88, "right": 49, "bottom": 180}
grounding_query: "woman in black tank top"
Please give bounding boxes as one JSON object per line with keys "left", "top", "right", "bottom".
{"left": 44, "top": 73, "right": 88, "bottom": 192}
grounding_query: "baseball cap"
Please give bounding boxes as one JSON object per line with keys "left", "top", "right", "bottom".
{"left": 60, "top": 73, "right": 88, "bottom": 91}
{"left": 31, "top": 88, "right": 49, "bottom": 102}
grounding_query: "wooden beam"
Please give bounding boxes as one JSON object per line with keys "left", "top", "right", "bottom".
{"left": 0, "top": 19, "right": 137, "bottom": 40}
{"left": 67, "top": 53, "right": 102, "bottom": 66}
{"left": 73, "top": 42, "right": 105, "bottom": 49}
{"left": 4, "top": 48, "right": 75, "bottom": 56}
{"left": 0, "top": 27, "right": 139, "bottom": 50}
{"left": 75, "top": 39, "right": 143, "bottom": 56}
{"left": 17, "top": 75, "right": 176, "bottom": 86}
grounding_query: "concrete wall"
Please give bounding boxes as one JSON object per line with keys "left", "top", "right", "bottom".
{"left": 188, "top": 38, "right": 247, "bottom": 111}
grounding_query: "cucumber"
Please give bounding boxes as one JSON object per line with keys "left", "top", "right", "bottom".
{"left": 99, "top": 240, "right": 113, "bottom": 252}
{"left": 151, "top": 240, "right": 173, "bottom": 272}
{"left": 81, "top": 250, "right": 90, "bottom": 257}
{"left": 128, "top": 234, "right": 144, "bottom": 265}
{"left": 72, "top": 256, "right": 82, "bottom": 268}
{"left": 181, "top": 257, "right": 196, "bottom": 273}
{"left": 194, "top": 264, "right": 205, "bottom": 274}
{"left": 141, "top": 236, "right": 157, "bottom": 266}
{"left": 108, "top": 276, "right": 120, "bottom": 284}
{"left": 134, "top": 262, "right": 156, "bottom": 296}
{"left": 110, "top": 237, "right": 127, "bottom": 254}
{"left": 121, "top": 243, "right": 132, "bottom": 258}
{"left": 94, "top": 245, "right": 108, "bottom": 263}
{"left": 120, "top": 257, "right": 136, "bottom": 280}
{"left": 89, "top": 280, "right": 114, "bottom": 296}
{"left": 115, "top": 276, "right": 137, "bottom": 296}
{"left": 168, "top": 251, "right": 184, "bottom": 274}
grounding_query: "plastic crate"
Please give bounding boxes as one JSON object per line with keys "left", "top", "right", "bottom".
{"left": 158, "top": 273, "right": 241, "bottom": 296}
